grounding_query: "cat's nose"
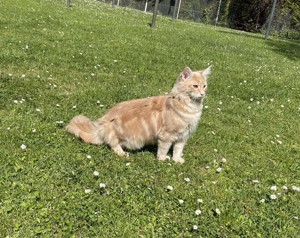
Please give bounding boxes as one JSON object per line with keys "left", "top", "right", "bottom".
{"left": 200, "top": 93, "right": 205, "bottom": 97}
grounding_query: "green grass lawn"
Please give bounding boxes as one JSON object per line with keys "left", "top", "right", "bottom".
{"left": 1, "top": 0, "right": 300, "bottom": 237}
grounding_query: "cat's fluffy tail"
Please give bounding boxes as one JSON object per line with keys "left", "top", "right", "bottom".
{"left": 66, "top": 115, "right": 103, "bottom": 145}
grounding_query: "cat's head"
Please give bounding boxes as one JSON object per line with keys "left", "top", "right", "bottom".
{"left": 172, "top": 66, "right": 211, "bottom": 101}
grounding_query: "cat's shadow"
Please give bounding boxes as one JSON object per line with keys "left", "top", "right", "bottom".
{"left": 129, "top": 144, "right": 158, "bottom": 157}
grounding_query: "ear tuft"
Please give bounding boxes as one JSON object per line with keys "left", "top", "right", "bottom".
{"left": 179, "top": 67, "right": 193, "bottom": 81}
{"left": 202, "top": 65, "right": 212, "bottom": 78}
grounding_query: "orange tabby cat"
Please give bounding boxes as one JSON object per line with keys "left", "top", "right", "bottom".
{"left": 66, "top": 66, "right": 211, "bottom": 163}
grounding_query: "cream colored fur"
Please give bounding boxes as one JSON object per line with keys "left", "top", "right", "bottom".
{"left": 66, "top": 66, "right": 211, "bottom": 163}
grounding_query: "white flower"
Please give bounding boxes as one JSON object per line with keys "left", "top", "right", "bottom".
{"left": 221, "top": 158, "right": 227, "bottom": 163}
{"left": 125, "top": 162, "right": 130, "bottom": 166}
{"left": 197, "top": 198, "right": 203, "bottom": 204}
{"left": 72, "top": 105, "right": 77, "bottom": 109}
{"left": 85, "top": 189, "right": 91, "bottom": 194}
{"left": 32, "top": 128, "right": 36, "bottom": 133}
{"left": 99, "top": 183, "right": 106, "bottom": 189}
{"left": 36, "top": 108, "right": 41, "bottom": 112}
{"left": 20, "top": 144, "right": 27, "bottom": 150}
{"left": 205, "top": 165, "right": 210, "bottom": 169}
{"left": 213, "top": 149, "right": 218, "bottom": 153}
{"left": 270, "top": 194, "right": 277, "bottom": 200}
{"left": 252, "top": 180, "right": 260, "bottom": 184}
{"left": 277, "top": 140, "right": 283, "bottom": 145}
{"left": 184, "top": 177, "right": 190, "bottom": 183}
{"left": 193, "top": 225, "right": 198, "bottom": 231}
{"left": 13, "top": 100, "right": 19, "bottom": 104}
{"left": 167, "top": 185, "right": 173, "bottom": 191}
{"left": 86, "top": 155, "right": 92, "bottom": 159}
{"left": 260, "top": 199, "right": 265, "bottom": 203}
{"left": 93, "top": 171, "right": 99, "bottom": 177}
{"left": 271, "top": 186, "right": 277, "bottom": 191}
{"left": 178, "top": 199, "right": 184, "bottom": 205}
{"left": 195, "top": 209, "right": 202, "bottom": 216}
{"left": 282, "top": 186, "right": 288, "bottom": 190}
{"left": 215, "top": 208, "right": 221, "bottom": 215}
{"left": 216, "top": 167, "right": 222, "bottom": 173}
{"left": 291, "top": 186, "right": 300, "bottom": 192}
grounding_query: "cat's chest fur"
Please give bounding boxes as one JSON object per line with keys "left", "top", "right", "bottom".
{"left": 162, "top": 94, "right": 203, "bottom": 141}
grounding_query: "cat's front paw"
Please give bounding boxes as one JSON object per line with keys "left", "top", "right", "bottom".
{"left": 157, "top": 155, "right": 170, "bottom": 161}
{"left": 172, "top": 157, "right": 185, "bottom": 164}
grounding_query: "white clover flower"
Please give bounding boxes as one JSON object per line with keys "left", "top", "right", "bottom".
{"left": 193, "top": 225, "right": 198, "bottom": 231}
{"left": 271, "top": 186, "right": 277, "bottom": 191}
{"left": 167, "top": 185, "right": 173, "bottom": 191}
{"left": 197, "top": 198, "right": 203, "bottom": 204}
{"left": 125, "top": 162, "right": 130, "bottom": 166}
{"left": 205, "top": 165, "right": 210, "bottom": 169}
{"left": 216, "top": 167, "right": 222, "bottom": 173}
{"left": 195, "top": 209, "right": 202, "bottom": 216}
{"left": 36, "top": 108, "right": 41, "bottom": 112}
{"left": 270, "top": 194, "right": 277, "bottom": 200}
{"left": 178, "top": 199, "right": 184, "bottom": 205}
{"left": 260, "top": 199, "right": 266, "bottom": 203}
{"left": 85, "top": 189, "right": 91, "bottom": 194}
{"left": 213, "top": 149, "right": 218, "bottom": 153}
{"left": 215, "top": 208, "right": 221, "bottom": 215}
{"left": 277, "top": 140, "right": 283, "bottom": 145}
{"left": 21, "top": 74, "right": 26, "bottom": 78}
{"left": 20, "top": 144, "right": 27, "bottom": 150}
{"left": 99, "top": 183, "right": 106, "bottom": 189}
{"left": 221, "top": 158, "right": 227, "bottom": 163}
{"left": 72, "top": 105, "right": 77, "bottom": 109}
{"left": 32, "top": 128, "right": 36, "bottom": 133}
{"left": 184, "top": 177, "right": 190, "bottom": 183}
{"left": 93, "top": 171, "right": 99, "bottom": 177}
{"left": 13, "top": 100, "right": 19, "bottom": 104}
{"left": 86, "top": 155, "right": 92, "bottom": 159}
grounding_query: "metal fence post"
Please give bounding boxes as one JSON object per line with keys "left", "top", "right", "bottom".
{"left": 265, "top": 0, "right": 277, "bottom": 40}
{"left": 151, "top": 0, "right": 160, "bottom": 28}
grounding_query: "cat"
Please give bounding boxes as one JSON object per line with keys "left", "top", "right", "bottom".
{"left": 66, "top": 66, "right": 211, "bottom": 163}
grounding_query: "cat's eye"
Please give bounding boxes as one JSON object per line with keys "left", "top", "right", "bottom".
{"left": 203, "top": 85, "right": 207, "bottom": 88}
{"left": 193, "top": 85, "right": 199, "bottom": 89}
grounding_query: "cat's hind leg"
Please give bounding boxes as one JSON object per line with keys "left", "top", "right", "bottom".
{"left": 111, "top": 144, "right": 129, "bottom": 157}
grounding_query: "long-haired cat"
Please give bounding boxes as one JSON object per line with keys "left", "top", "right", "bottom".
{"left": 66, "top": 66, "right": 211, "bottom": 163}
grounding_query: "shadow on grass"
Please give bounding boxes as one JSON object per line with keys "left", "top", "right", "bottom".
{"left": 217, "top": 29, "right": 265, "bottom": 41}
{"left": 218, "top": 28, "right": 300, "bottom": 61}
{"left": 266, "top": 38, "right": 300, "bottom": 61}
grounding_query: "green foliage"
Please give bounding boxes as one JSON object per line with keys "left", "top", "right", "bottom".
{"left": 1, "top": 0, "right": 300, "bottom": 237}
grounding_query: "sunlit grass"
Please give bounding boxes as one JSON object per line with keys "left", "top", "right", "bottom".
{"left": 0, "top": 0, "right": 300, "bottom": 237}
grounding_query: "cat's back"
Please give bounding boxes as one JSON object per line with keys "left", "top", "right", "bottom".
{"left": 101, "top": 95, "right": 168, "bottom": 121}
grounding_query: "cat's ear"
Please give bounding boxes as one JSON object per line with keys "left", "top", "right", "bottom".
{"left": 179, "top": 67, "right": 193, "bottom": 81}
{"left": 202, "top": 65, "right": 212, "bottom": 78}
